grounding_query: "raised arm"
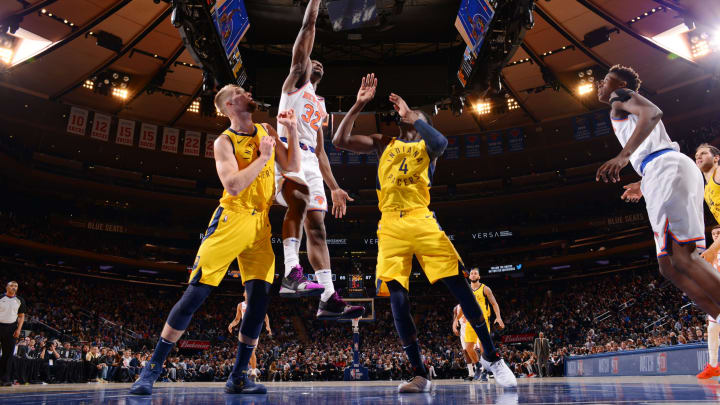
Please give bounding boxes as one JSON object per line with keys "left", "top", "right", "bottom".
{"left": 596, "top": 89, "right": 663, "bottom": 183}
{"left": 214, "top": 133, "right": 274, "bottom": 196}
{"left": 283, "top": 0, "right": 321, "bottom": 92}
{"left": 484, "top": 285, "right": 504, "bottom": 329}
{"left": 333, "top": 73, "right": 386, "bottom": 154}
{"left": 263, "top": 110, "right": 301, "bottom": 173}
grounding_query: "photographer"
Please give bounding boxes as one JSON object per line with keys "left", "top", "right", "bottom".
{"left": 39, "top": 340, "right": 60, "bottom": 383}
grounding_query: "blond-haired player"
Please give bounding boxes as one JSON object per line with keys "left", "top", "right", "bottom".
{"left": 694, "top": 142, "right": 720, "bottom": 378}
{"left": 131, "top": 84, "right": 300, "bottom": 396}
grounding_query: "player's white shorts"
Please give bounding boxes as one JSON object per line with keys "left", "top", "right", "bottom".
{"left": 709, "top": 315, "right": 717, "bottom": 323}
{"left": 641, "top": 150, "right": 705, "bottom": 257}
{"left": 275, "top": 145, "right": 328, "bottom": 212}
{"left": 459, "top": 322, "right": 468, "bottom": 346}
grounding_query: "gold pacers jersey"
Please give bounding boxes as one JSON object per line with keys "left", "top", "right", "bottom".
{"left": 705, "top": 167, "right": 720, "bottom": 223}
{"left": 473, "top": 283, "right": 491, "bottom": 319}
{"left": 218, "top": 125, "right": 275, "bottom": 212}
{"left": 376, "top": 138, "right": 433, "bottom": 212}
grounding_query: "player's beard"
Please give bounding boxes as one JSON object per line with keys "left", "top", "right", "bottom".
{"left": 247, "top": 100, "right": 258, "bottom": 113}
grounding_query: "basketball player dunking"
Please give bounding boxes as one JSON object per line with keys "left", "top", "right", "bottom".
{"left": 694, "top": 143, "right": 720, "bottom": 378}
{"left": 275, "top": 0, "right": 364, "bottom": 320}
{"left": 597, "top": 66, "right": 720, "bottom": 345}
{"left": 456, "top": 268, "right": 504, "bottom": 381}
{"left": 228, "top": 290, "right": 272, "bottom": 382}
{"left": 333, "top": 74, "right": 517, "bottom": 392}
{"left": 130, "top": 86, "right": 301, "bottom": 396}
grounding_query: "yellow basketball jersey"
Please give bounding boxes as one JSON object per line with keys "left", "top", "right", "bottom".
{"left": 705, "top": 167, "right": 720, "bottom": 223}
{"left": 376, "top": 138, "right": 433, "bottom": 212}
{"left": 473, "top": 283, "right": 491, "bottom": 319}
{"left": 218, "top": 125, "right": 275, "bottom": 212}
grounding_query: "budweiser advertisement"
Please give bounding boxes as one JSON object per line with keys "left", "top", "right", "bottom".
{"left": 501, "top": 333, "right": 535, "bottom": 344}
{"left": 177, "top": 340, "right": 211, "bottom": 350}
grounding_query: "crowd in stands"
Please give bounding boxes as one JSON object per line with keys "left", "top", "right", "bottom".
{"left": 0, "top": 261, "right": 707, "bottom": 385}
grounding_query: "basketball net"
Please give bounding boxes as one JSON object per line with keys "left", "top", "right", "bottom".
{"left": 352, "top": 317, "right": 360, "bottom": 334}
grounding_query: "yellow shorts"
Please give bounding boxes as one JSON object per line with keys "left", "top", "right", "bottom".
{"left": 376, "top": 208, "right": 463, "bottom": 291}
{"left": 188, "top": 205, "right": 275, "bottom": 287}
{"left": 464, "top": 320, "right": 490, "bottom": 343}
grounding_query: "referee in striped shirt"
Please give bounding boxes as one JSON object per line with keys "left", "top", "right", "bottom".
{"left": 1, "top": 281, "right": 26, "bottom": 386}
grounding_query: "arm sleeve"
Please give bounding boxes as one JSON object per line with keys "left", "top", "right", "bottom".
{"left": 413, "top": 119, "right": 448, "bottom": 158}
{"left": 18, "top": 297, "right": 27, "bottom": 314}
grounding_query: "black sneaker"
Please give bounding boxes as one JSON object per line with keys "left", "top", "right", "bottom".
{"left": 316, "top": 292, "right": 365, "bottom": 320}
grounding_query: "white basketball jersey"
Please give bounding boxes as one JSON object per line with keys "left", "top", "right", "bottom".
{"left": 241, "top": 301, "right": 247, "bottom": 314}
{"left": 610, "top": 112, "right": 679, "bottom": 175}
{"left": 279, "top": 81, "right": 326, "bottom": 148}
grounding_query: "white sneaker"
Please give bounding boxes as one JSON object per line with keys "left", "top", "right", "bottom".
{"left": 398, "top": 376, "right": 432, "bottom": 393}
{"left": 480, "top": 357, "right": 517, "bottom": 388}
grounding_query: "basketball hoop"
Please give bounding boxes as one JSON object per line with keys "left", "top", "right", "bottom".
{"left": 351, "top": 317, "right": 360, "bottom": 328}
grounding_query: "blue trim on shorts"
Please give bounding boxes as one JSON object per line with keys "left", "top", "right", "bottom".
{"left": 202, "top": 206, "right": 224, "bottom": 243}
{"left": 280, "top": 137, "right": 315, "bottom": 153}
{"left": 640, "top": 148, "right": 673, "bottom": 175}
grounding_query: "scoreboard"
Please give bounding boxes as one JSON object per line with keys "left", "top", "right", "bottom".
{"left": 209, "top": 0, "right": 250, "bottom": 85}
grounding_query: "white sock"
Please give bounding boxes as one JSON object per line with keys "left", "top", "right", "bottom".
{"left": 710, "top": 321, "right": 720, "bottom": 367}
{"left": 467, "top": 364, "right": 474, "bottom": 376}
{"left": 316, "top": 269, "right": 335, "bottom": 301}
{"left": 283, "top": 238, "right": 301, "bottom": 277}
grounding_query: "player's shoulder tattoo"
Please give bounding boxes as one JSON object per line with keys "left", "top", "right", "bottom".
{"left": 610, "top": 88, "right": 634, "bottom": 104}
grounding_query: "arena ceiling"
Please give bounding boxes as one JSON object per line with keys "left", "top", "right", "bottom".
{"left": 0, "top": 0, "right": 718, "bottom": 135}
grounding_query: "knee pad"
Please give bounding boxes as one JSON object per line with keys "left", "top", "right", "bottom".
{"left": 239, "top": 280, "right": 272, "bottom": 340}
{"left": 166, "top": 283, "right": 214, "bottom": 331}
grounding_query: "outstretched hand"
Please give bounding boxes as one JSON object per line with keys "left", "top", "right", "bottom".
{"left": 389, "top": 93, "right": 420, "bottom": 124}
{"left": 331, "top": 188, "right": 355, "bottom": 219}
{"left": 357, "top": 73, "right": 377, "bottom": 104}
{"left": 596, "top": 154, "right": 630, "bottom": 183}
{"left": 620, "top": 182, "right": 642, "bottom": 202}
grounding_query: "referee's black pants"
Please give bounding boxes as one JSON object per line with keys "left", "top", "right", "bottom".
{"left": 0, "top": 322, "right": 16, "bottom": 382}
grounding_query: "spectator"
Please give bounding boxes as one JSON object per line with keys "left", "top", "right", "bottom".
{"left": 533, "top": 332, "right": 550, "bottom": 378}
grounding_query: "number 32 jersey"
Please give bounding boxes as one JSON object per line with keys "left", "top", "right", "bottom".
{"left": 376, "top": 138, "right": 434, "bottom": 213}
{"left": 279, "top": 81, "right": 326, "bottom": 149}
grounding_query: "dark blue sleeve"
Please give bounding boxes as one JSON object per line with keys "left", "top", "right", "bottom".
{"left": 413, "top": 119, "right": 447, "bottom": 158}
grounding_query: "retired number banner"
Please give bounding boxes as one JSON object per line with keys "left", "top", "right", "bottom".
{"left": 66, "top": 107, "right": 88, "bottom": 136}
{"left": 183, "top": 131, "right": 201, "bottom": 156}
{"left": 115, "top": 119, "right": 135, "bottom": 146}
{"left": 138, "top": 123, "right": 158, "bottom": 150}
{"left": 205, "top": 134, "right": 218, "bottom": 158}
{"left": 90, "top": 113, "right": 111, "bottom": 141}
{"left": 161, "top": 127, "right": 179, "bottom": 153}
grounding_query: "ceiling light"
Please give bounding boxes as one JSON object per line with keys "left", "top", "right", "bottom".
{"left": 507, "top": 98, "right": 519, "bottom": 111}
{"left": 578, "top": 83, "right": 594, "bottom": 95}
{"left": 475, "top": 102, "right": 491, "bottom": 115}
{"left": 83, "top": 80, "right": 94, "bottom": 90}
{"left": 112, "top": 87, "right": 128, "bottom": 99}
{"left": 188, "top": 100, "right": 200, "bottom": 113}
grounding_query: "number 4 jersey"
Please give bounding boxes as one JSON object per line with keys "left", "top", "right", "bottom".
{"left": 376, "top": 138, "right": 434, "bottom": 213}
{"left": 278, "top": 81, "right": 326, "bottom": 149}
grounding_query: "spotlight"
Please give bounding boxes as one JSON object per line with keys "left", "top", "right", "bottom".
{"left": 578, "top": 83, "right": 594, "bottom": 95}
{"left": 83, "top": 80, "right": 94, "bottom": 90}
{"left": 507, "top": 98, "right": 519, "bottom": 111}
{"left": 474, "top": 102, "right": 491, "bottom": 115}
{"left": 112, "top": 88, "right": 128, "bottom": 99}
{"left": 123, "top": 75, "right": 130, "bottom": 82}
{"left": 0, "top": 47, "right": 13, "bottom": 65}
{"left": 188, "top": 99, "right": 200, "bottom": 113}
